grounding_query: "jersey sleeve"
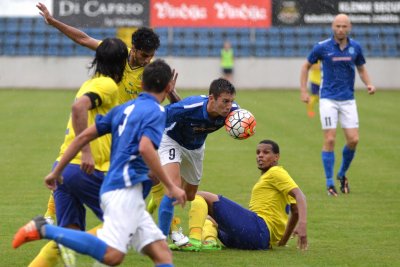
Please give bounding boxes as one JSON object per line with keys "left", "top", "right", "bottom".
{"left": 88, "top": 77, "right": 119, "bottom": 108}
{"left": 268, "top": 168, "right": 299, "bottom": 196}
{"left": 164, "top": 102, "right": 190, "bottom": 125}
{"left": 95, "top": 108, "right": 115, "bottom": 137}
{"left": 141, "top": 105, "right": 166, "bottom": 149}
{"left": 231, "top": 101, "right": 240, "bottom": 111}
{"left": 354, "top": 44, "right": 366, "bottom": 66}
{"left": 307, "top": 43, "right": 322, "bottom": 64}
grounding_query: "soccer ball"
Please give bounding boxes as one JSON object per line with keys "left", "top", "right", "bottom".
{"left": 225, "top": 109, "right": 256, "bottom": 140}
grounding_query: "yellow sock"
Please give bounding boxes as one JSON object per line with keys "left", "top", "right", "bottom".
{"left": 202, "top": 219, "right": 218, "bottom": 242}
{"left": 28, "top": 241, "right": 59, "bottom": 267}
{"left": 44, "top": 193, "right": 56, "bottom": 220}
{"left": 170, "top": 216, "right": 181, "bottom": 232}
{"left": 309, "top": 95, "right": 319, "bottom": 112}
{"left": 188, "top": 195, "right": 208, "bottom": 241}
{"left": 147, "top": 182, "right": 164, "bottom": 214}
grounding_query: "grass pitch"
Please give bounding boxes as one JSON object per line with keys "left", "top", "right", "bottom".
{"left": 0, "top": 89, "right": 399, "bottom": 266}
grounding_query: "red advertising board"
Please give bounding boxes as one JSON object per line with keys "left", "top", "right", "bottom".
{"left": 150, "top": 0, "right": 271, "bottom": 27}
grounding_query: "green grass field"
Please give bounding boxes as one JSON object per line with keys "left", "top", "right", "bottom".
{"left": 1, "top": 89, "right": 399, "bottom": 267}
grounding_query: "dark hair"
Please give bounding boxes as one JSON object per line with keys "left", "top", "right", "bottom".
{"left": 209, "top": 78, "right": 236, "bottom": 99}
{"left": 142, "top": 59, "right": 172, "bottom": 93}
{"left": 259, "top": 140, "right": 280, "bottom": 154}
{"left": 89, "top": 38, "right": 127, "bottom": 84}
{"left": 132, "top": 27, "right": 160, "bottom": 52}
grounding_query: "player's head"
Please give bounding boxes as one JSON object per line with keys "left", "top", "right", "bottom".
{"left": 142, "top": 59, "right": 173, "bottom": 94}
{"left": 131, "top": 27, "right": 160, "bottom": 67}
{"left": 207, "top": 78, "right": 236, "bottom": 118}
{"left": 90, "top": 38, "right": 128, "bottom": 84}
{"left": 332, "top": 13, "right": 351, "bottom": 42}
{"left": 223, "top": 41, "right": 231, "bottom": 50}
{"left": 257, "top": 140, "right": 280, "bottom": 172}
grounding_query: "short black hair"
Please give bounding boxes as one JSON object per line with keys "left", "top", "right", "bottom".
{"left": 209, "top": 78, "right": 236, "bottom": 99}
{"left": 142, "top": 59, "right": 172, "bottom": 93}
{"left": 259, "top": 140, "right": 280, "bottom": 154}
{"left": 90, "top": 38, "right": 127, "bottom": 84}
{"left": 132, "top": 27, "right": 160, "bottom": 52}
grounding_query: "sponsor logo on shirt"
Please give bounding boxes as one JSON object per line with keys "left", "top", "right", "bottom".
{"left": 193, "top": 126, "right": 218, "bottom": 132}
{"left": 332, "top": 57, "right": 352, "bottom": 61}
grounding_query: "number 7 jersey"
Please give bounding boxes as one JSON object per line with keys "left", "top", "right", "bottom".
{"left": 95, "top": 93, "right": 166, "bottom": 196}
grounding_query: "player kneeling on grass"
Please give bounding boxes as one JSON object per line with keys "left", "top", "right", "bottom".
{"left": 172, "top": 140, "right": 308, "bottom": 251}
{"left": 12, "top": 59, "right": 186, "bottom": 267}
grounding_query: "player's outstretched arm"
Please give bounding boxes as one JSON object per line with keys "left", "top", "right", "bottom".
{"left": 300, "top": 61, "right": 312, "bottom": 103}
{"left": 288, "top": 188, "right": 308, "bottom": 250}
{"left": 139, "top": 136, "right": 187, "bottom": 207}
{"left": 278, "top": 202, "right": 299, "bottom": 247}
{"left": 71, "top": 95, "right": 95, "bottom": 174}
{"left": 357, "top": 65, "right": 376, "bottom": 95}
{"left": 36, "top": 2, "right": 99, "bottom": 50}
{"left": 44, "top": 126, "right": 99, "bottom": 190}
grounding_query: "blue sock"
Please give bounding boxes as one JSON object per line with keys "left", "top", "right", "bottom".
{"left": 338, "top": 145, "right": 355, "bottom": 178}
{"left": 156, "top": 264, "right": 174, "bottom": 267}
{"left": 322, "top": 151, "right": 335, "bottom": 187}
{"left": 44, "top": 224, "right": 107, "bottom": 262}
{"left": 158, "top": 195, "right": 175, "bottom": 236}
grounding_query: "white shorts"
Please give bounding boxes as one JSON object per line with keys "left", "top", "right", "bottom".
{"left": 319, "top": 99, "right": 359, "bottom": 130}
{"left": 97, "top": 184, "right": 166, "bottom": 254}
{"left": 158, "top": 134, "right": 204, "bottom": 185}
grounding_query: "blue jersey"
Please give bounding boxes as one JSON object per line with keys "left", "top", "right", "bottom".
{"left": 165, "top": 95, "right": 239, "bottom": 150}
{"left": 307, "top": 37, "right": 366, "bottom": 101}
{"left": 95, "top": 93, "right": 166, "bottom": 196}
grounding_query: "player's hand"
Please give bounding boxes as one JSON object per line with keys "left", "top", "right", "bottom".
{"left": 300, "top": 90, "right": 310, "bottom": 103}
{"left": 44, "top": 172, "right": 63, "bottom": 190}
{"left": 80, "top": 150, "right": 95, "bottom": 174}
{"left": 36, "top": 2, "right": 53, "bottom": 25}
{"left": 293, "top": 222, "right": 308, "bottom": 251}
{"left": 367, "top": 84, "right": 376, "bottom": 95}
{"left": 169, "top": 185, "right": 187, "bottom": 208}
{"left": 167, "top": 69, "right": 181, "bottom": 103}
{"left": 171, "top": 69, "right": 178, "bottom": 91}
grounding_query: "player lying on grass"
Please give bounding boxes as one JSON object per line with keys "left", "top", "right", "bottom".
{"left": 13, "top": 59, "right": 187, "bottom": 267}
{"left": 171, "top": 139, "right": 308, "bottom": 251}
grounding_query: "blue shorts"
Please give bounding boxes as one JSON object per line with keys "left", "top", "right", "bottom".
{"left": 53, "top": 162, "right": 104, "bottom": 230}
{"left": 213, "top": 196, "right": 271, "bottom": 250}
{"left": 310, "top": 82, "right": 320, "bottom": 95}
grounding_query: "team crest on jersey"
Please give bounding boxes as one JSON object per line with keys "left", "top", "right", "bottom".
{"left": 349, "top": 47, "right": 355, "bottom": 54}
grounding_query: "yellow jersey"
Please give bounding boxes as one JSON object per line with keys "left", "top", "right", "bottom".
{"left": 309, "top": 61, "right": 321, "bottom": 85}
{"left": 117, "top": 48, "right": 144, "bottom": 104}
{"left": 220, "top": 48, "right": 234, "bottom": 69}
{"left": 57, "top": 75, "right": 119, "bottom": 171}
{"left": 249, "top": 166, "right": 298, "bottom": 246}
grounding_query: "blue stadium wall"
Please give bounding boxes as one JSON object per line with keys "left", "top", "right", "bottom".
{"left": 1, "top": 17, "right": 400, "bottom": 58}
{"left": 0, "top": 17, "right": 399, "bottom": 89}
